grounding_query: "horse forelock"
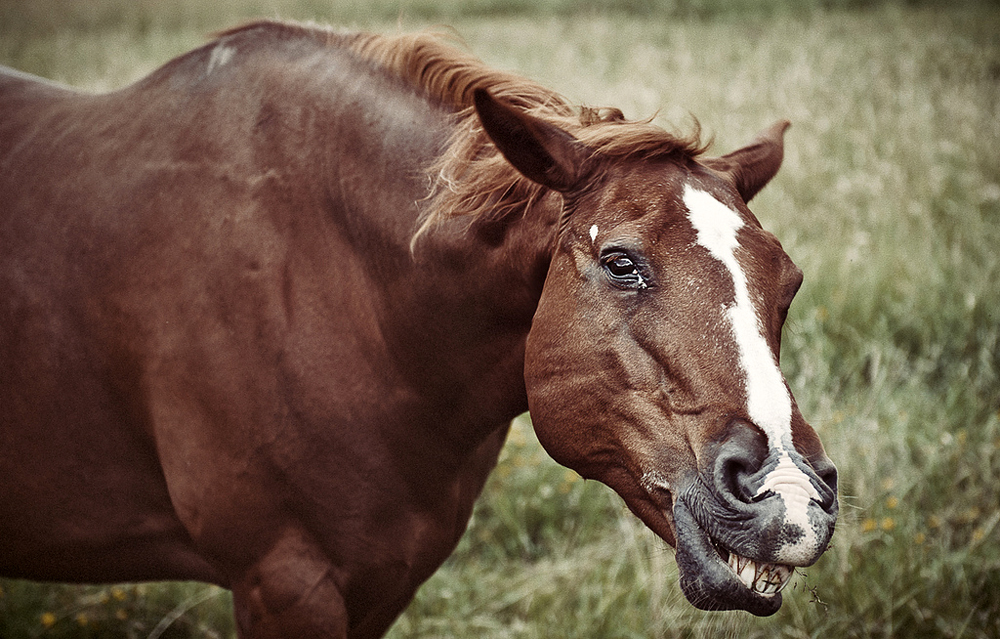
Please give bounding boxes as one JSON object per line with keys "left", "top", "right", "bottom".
{"left": 418, "top": 106, "right": 707, "bottom": 239}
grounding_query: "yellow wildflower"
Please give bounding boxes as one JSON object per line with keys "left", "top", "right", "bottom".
{"left": 914, "top": 532, "right": 926, "bottom": 544}
{"left": 111, "top": 586, "right": 127, "bottom": 601}
{"left": 881, "top": 517, "right": 896, "bottom": 532}
{"left": 40, "top": 612, "right": 57, "bottom": 628}
{"left": 861, "top": 518, "right": 877, "bottom": 532}
{"left": 886, "top": 496, "right": 898, "bottom": 509}
{"left": 116, "top": 608, "right": 128, "bottom": 621}
{"left": 75, "top": 613, "right": 89, "bottom": 627}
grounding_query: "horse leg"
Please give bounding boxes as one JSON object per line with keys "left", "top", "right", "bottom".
{"left": 230, "top": 527, "right": 348, "bottom": 639}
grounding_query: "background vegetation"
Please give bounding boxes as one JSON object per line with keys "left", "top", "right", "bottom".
{"left": 2, "top": 0, "right": 998, "bottom": 636}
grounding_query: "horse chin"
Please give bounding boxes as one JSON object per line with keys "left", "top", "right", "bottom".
{"left": 672, "top": 499, "right": 787, "bottom": 617}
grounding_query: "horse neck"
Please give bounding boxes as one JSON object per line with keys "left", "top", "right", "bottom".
{"left": 378, "top": 191, "right": 561, "bottom": 447}
{"left": 213, "top": 36, "right": 562, "bottom": 449}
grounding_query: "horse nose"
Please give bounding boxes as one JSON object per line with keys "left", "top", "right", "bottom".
{"left": 712, "top": 421, "right": 838, "bottom": 566}
{"left": 715, "top": 423, "right": 837, "bottom": 513}
{"left": 715, "top": 421, "right": 838, "bottom": 515}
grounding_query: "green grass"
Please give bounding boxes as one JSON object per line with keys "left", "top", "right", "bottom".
{"left": 2, "top": 1, "right": 999, "bottom": 637}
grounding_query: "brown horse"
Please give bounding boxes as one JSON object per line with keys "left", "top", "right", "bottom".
{"left": 0, "top": 21, "right": 837, "bottom": 638}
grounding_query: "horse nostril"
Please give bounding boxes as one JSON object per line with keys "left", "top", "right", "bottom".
{"left": 721, "top": 457, "right": 758, "bottom": 503}
{"left": 819, "top": 467, "right": 837, "bottom": 492}
{"left": 812, "top": 461, "right": 839, "bottom": 511}
{"left": 714, "top": 422, "right": 770, "bottom": 504}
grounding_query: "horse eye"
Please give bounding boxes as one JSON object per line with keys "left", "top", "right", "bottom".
{"left": 601, "top": 252, "right": 647, "bottom": 289}
{"left": 608, "top": 256, "right": 636, "bottom": 276}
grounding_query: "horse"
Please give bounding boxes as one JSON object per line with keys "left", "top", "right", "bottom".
{"left": 0, "top": 20, "right": 838, "bottom": 638}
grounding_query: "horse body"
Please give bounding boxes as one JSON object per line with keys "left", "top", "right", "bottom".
{"left": 1, "top": 26, "right": 545, "bottom": 636}
{"left": 1, "top": 21, "right": 837, "bottom": 638}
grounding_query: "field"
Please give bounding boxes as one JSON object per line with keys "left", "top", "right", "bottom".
{"left": 2, "top": 0, "right": 999, "bottom": 637}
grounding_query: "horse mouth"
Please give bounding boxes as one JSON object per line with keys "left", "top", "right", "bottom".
{"left": 712, "top": 539, "right": 793, "bottom": 597}
{"left": 672, "top": 499, "right": 788, "bottom": 616}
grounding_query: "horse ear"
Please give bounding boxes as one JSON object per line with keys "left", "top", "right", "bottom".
{"left": 702, "top": 120, "right": 790, "bottom": 202}
{"left": 473, "top": 88, "right": 589, "bottom": 193}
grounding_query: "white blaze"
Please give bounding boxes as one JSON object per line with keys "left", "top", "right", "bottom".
{"left": 206, "top": 44, "right": 236, "bottom": 75}
{"left": 589, "top": 224, "right": 599, "bottom": 243}
{"left": 683, "top": 184, "right": 820, "bottom": 563}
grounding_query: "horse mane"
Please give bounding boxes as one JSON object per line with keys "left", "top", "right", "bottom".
{"left": 216, "top": 20, "right": 708, "bottom": 236}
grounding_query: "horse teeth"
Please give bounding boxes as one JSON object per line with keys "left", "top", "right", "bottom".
{"left": 726, "top": 551, "right": 792, "bottom": 596}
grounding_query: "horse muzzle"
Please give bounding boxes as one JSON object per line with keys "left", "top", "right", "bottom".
{"left": 671, "top": 427, "right": 838, "bottom": 615}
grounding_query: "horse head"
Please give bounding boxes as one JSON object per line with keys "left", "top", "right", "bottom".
{"left": 474, "top": 89, "right": 838, "bottom": 616}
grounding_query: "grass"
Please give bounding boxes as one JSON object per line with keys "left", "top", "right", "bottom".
{"left": 2, "top": 0, "right": 999, "bottom": 637}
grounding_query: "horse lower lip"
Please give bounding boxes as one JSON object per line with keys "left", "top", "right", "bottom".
{"left": 723, "top": 549, "right": 793, "bottom": 596}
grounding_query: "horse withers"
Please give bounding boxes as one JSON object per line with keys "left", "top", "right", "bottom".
{"left": 0, "top": 21, "right": 837, "bottom": 638}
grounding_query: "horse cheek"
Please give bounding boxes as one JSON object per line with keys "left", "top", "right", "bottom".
{"left": 524, "top": 287, "right": 614, "bottom": 478}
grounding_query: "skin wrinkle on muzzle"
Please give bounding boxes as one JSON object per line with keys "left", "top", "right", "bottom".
{"left": 682, "top": 184, "right": 825, "bottom": 566}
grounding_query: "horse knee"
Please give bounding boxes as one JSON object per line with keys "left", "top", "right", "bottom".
{"left": 232, "top": 532, "right": 348, "bottom": 638}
